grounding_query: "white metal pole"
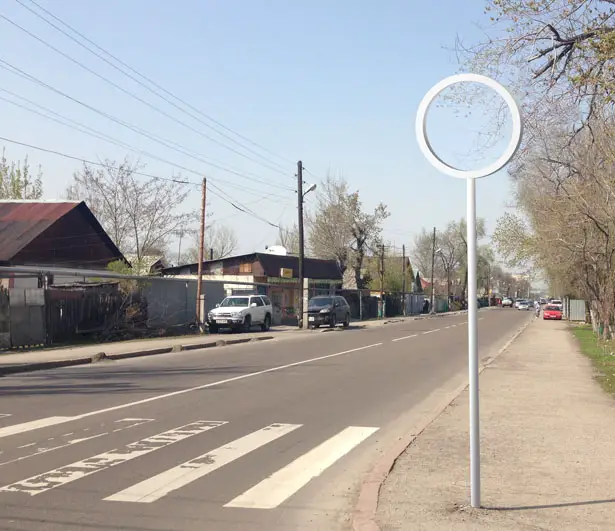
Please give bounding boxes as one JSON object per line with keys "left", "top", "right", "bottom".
{"left": 467, "top": 177, "right": 480, "bottom": 507}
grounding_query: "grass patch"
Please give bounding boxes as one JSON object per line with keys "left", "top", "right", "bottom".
{"left": 572, "top": 324, "right": 615, "bottom": 395}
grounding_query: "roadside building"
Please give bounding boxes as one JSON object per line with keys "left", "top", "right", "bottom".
{"left": 161, "top": 251, "right": 342, "bottom": 325}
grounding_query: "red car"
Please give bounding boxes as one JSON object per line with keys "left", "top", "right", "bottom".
{"left": 543, "top": 305, "right": 563, "bottom": 320}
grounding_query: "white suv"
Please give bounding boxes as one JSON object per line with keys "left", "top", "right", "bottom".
{"left": 207, "top": 295, "right": 273, "bottom": 333}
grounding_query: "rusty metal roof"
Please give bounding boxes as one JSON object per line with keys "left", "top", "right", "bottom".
{"left": 0, "top": 201, "right": 125, "bottom": 266}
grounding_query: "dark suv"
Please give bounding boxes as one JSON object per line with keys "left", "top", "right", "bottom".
{"left": 307, "top": 295, "right": 351, "bottom": 328}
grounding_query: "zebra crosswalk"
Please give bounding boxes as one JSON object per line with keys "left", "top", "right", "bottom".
{"left": 0, "top": 418, "right": 379, "bottom": 510}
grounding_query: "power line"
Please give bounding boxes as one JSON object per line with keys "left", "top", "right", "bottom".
{"left": 19, "top": 0, "right": 295, "bottom": 167}
{"left": 0, "top": 136, "right": 281, "bottom": 228}
{"left": 0, "top": 87, "right": 291, "bottom": 201}
{"left": 0, "top": 59, "right": 294, "bottom": 193}
{"left": 1, "top": 10, "right": 292, "bottom": 177}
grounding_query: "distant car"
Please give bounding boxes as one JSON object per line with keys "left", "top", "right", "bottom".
{"left": 207, "top": 295, "right": 273, "bottom": 333}
{"left": 307, "top": 295, "right": 351, "bottom": 328}
{"left": 502, "top": 297, "right": 514, "bottom": 308}
{"left": 550, "top": 299, "right": 563, "bottom": 310}
{"left": 517, "top": 300, "right": 530, "bottom": 311}
{"left": 543, "top": 305, "right": 563, "bottom": 320}
{"left": 539, "top": 298, "right": 547, "bottom": 305}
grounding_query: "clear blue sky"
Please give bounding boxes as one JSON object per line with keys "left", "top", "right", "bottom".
{"left": 0, "top": 0, "right": 517, "bottom": 262}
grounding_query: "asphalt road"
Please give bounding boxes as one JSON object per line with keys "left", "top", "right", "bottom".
{"left": 0, "top": 308, "right": 531, "bottom": 531}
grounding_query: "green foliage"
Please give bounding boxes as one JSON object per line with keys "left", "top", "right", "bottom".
{"left": 0, "top": 149, "right": 43, "bottom": 199}
{"left": 573, "top": 325, "right": 615, "bottom": 395}
{"left": 491, "top": 212, "right": 536, "bottom": 268}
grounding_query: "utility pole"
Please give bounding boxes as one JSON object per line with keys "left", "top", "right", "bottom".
{"left": 430, "top": 226, "right": 436, "bottom": 314}
{"left": 297, "top": 161, "right": 305, "bottom": 328}
{"left": 379, "top": 244, "right": 385, "bottom": 319}
{"left": 196, "top": 177, "right": 207, "bottom": 331}
{"left": 402, "top": 244, "right": 406, "bottom": 316}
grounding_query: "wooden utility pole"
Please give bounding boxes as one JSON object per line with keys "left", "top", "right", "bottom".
{"left": 297, "top": 160, "right": 305, "bottom": 328}
{"left": 430, "top": 226, "right": 436, "bottom": 314}
{"left": 402, "top": 244, "right": 406, "bottom": 316}
{"left": 196, "top": 177, "right": 207, "bottom": 330}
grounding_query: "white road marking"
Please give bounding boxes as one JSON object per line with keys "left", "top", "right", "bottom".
{"left": 0, "top": 418, "right": 153, "bottom": 467}
{"left": 0, "top": 417, "right": 73, "bottom": 438}
{"left": 422, "top": 328, "right": 440, "bottom": 335}
{"left": 225, "top": 426, "right": 379, "bottom": 509}
{"left": 0, "top": 420, "right": 225, "bottom": 495}
{"left": 0, "top": 343, "right": 382, "bottom": 440}
{"left": 0, "top": 414, "right": 12, "bottom": 419}
{"left": 105, "top": 423, "right": 300, "bottom": 503}
{"left": 391, "top": 334, "right": 418, "bottom": 343}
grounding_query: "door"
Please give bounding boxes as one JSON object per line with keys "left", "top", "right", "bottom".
{"left": 251, "top": 296, "right": 265, "bottom": 323}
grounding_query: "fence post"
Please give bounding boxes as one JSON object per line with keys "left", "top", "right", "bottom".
{"left": 302, "top": 278, "right": 309, "bottom": 329}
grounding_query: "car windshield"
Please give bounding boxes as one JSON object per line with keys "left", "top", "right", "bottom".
{"left": 552, "top": 300, "right": 562, "bottom": 304}
{"left": 219, "top": 297, "right": 250, "bottom": 307}
{"left": 309, "top": 297, "right": 332, "bottom": 309}
{"left": 545, "top": 305, "right": 560, "bottom": 311}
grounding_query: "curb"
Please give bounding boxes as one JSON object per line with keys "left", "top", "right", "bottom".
{"left": 351, "top": 315, "right": 534, "bottom": 531}
{"left": 0, "top": 336, "right": 275, "bottom": 377}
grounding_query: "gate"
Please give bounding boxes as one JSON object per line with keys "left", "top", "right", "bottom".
{"left": 9, "top": 288, "right": 46, "bottom": 347}
{"left": 568, "top": 299, "right": 586, "bottom": 322}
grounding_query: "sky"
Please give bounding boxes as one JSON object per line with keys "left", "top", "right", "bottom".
{"left": 0, "top": 0, "right": 520, "bottom": 267}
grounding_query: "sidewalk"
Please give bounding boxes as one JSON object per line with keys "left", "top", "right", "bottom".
{"left": 376, "top": 318, "right": 615, "bottom": 531}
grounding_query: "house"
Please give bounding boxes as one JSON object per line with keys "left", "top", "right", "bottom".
{"left": 162, "top": 252, "right": 343, "bottom": 325}
{"left": 0, "top": 200, "right": 126, "bottom": 288}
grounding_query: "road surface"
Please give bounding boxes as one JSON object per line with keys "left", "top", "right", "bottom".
{"left": 0, "top": 308, "right": 530, "bottom": 531}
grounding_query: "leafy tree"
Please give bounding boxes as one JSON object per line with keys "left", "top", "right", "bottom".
{"left": 0, "top": 149, "right": 43, "bottom": 199}
{"left": 67, "top": 159, "right": 195, "bottom": 260}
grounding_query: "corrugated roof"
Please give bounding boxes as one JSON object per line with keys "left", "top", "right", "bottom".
{"left": 0, "top": 202, "right": 80, "bottom": 261}
{"left": 0, "top": 201, "right": 125, "bottom": 266}
{"left": 162, "top": 252, "right": 343, "bottom": 280}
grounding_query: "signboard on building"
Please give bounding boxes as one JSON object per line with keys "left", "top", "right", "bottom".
{"left": 280, "top": 268, "right": 293, "bottom": 279}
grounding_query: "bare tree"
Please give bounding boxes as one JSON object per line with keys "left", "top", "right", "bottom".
{"left": 276, "top": 224, "right": 300, "bottom": 255}
{"left": 181, "top": 223, "right": 239, "bottom": 264}
{"left": 458, "top": 0, "right": 615, "bottom": 136}
{"left": 66, "top": 159, "right": 195, "bottom": 260}
{"left": 308, "top": 174, "right": 388, "bottom": 288}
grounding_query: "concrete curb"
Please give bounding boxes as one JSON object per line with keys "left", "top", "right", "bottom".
{"left": 0, "top": 336, "right": 275, "bottom": 377}
{"left": 351, "top": 315, "right": 534, "bottom": 531}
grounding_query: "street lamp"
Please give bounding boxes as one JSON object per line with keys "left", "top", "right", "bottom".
{"left": 297, "top": 160, "right": 316, "bottom": 329}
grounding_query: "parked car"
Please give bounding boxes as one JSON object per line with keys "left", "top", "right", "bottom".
{"left": 550, "top": 299, "right": 563, "bottom": 310}
{"left": 307, "top": 295, "right": 351, "bottom": 328}
{"left": 207, "top": 295, "right": 273, "bottom": 333}
{"left": 539, "top": 298, "right": 547, "bottom": 305}
{"left": 502, "top": 297, "right": 514, "bottom": 308}
{"left": 543, "top": 304, "right": 563, "bottom": 320}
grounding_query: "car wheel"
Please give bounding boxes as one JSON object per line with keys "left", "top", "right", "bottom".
{"left": 330, "top": 314, "right": 337, "bottom": 328}
{"left": 261, "top": 314, "right": 271, "bottom": 332}
{"left": 243, "top": 315, "right": 252, "bottom": 333}
{"left": 343, "top": 314, "right": 350, "bottom": 328}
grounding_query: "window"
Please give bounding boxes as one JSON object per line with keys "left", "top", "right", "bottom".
{"left": 252, "top": 297, "right": 264, "bottom": 307}
{"left": 262, "top": 296, "right": 271, "bottom": 306}
{"left": 239, "top": 263, "right": 252, "bottom": 274}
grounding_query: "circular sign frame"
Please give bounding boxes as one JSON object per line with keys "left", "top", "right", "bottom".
{"left": 415, "top": 73, "right": 523, "bottom": 179}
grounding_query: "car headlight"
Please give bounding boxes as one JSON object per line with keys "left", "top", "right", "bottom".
{"left": 319, "top": 307, "right": 331, "bottom": 313}
{"left": 231, "top": 311, "right": 242, "bottom": 317}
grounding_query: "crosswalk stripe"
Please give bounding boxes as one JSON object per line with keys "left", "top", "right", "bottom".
{"left": 104, "top": 423, "right": 301, "bottom": 503}
{"left": 0, "top": 420, "right": 226, "bottom": 496}
{"left": 225, "top": 426, "right": 379, "bottom": 509}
